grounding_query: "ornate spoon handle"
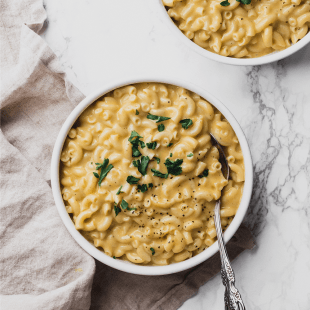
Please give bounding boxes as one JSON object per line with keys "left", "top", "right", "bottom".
{"left": 214, "top": 201, "right": 246, "bottom": 310}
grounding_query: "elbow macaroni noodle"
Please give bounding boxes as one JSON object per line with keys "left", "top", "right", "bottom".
{"left": 162, "top": 0, "right": 310, "bottom": 58}
{"left": 60, "top": 83, "right": 245, "bottom": 265}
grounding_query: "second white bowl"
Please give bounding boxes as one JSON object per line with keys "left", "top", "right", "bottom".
{"left": 155, "top": 0, "right": 310, "bottom": 66}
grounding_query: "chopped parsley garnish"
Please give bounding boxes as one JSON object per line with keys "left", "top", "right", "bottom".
{"left": 150, "top": 247, "right": 155, "bottom": 255}
{"left": 137, "top": 184, "right": 148, "bottom": 193}
{"left": 96, "top": 159, "right": 109, "bottom": 170}
{"left": 128, "top": 131, "right": 145, "bottom": 157}
{"left": 113, "top": 256, "right": 116, "bottom": 259}
{"left": 187, "top": 153, "right": 194, "bottom": 157}
{"left": 198, "top": 169, "right": 209, "bottom": 178}
{"left": 167, "top": 143, "right": 173, "bottom": 147}
{"left": 220, "top": 0, "right": 230, "bottom": 6}
{"left": 146, "top": 141, "right": 157, "bottom": 150}
{"left": 151, "top": 169, "right": 168, "bottom": 179}
{"left": 158, "top": 124, "right": 165, "bottom": 132}
{"left": 148, "top": 183, "right": 153, "bottom": 188}
{"left": 94, "top": 159, "right": 113, "bottom": 186}
{"left": 120, "top": 199, "right": 136, "bottom": 211}
{"left": 127, "top": 175, "right": 140, "bottom": 184}
{"left": 237, "top": 0, "right": 251, "bottom": 4}
{"left": 154, "top": 157, "right": 160, "bottom": 164}
{"left": 170, "top": 153, "right": 173, "bottom": 157}
{"left": 135, "top": 109, "right": 139, "bottom": 115}
{"left": 164, "top": 158, "right": 183, "bottom": 176}
{"left": 120, "top": 199, "right": 128, "bottom": 210}
{"left": 116, "top": 186, "right": 123, "bottom": 195}
{"left": 128, "top": 130, "right": 142, "bottom": 142}
{"left": 147, "top": 113, "right": 171, "bottom": 123}
{"left": 133, "top": 156, "right": 150, "bottom": 176}
{"left": 114, "top": 203, "right": 121, "bottom": 216}
{"left": 180, "top": 119, "right": 193, "bottom": 129}
{"left": 130, "top": 143, "right": 141, "bottom": 157}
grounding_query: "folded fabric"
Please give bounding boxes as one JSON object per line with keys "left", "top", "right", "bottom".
{"left": 90, "top": 225, "right": 254, "bottom": 310}
{"left": 0, "top": 0, "right": 255, "bottom": 309}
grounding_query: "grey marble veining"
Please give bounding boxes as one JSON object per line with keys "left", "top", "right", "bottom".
{"left": 41, "top": 0, "right": 310, "bottom": 308}
{"left": 244, "top": 60, "right": 310, "bottom": 233}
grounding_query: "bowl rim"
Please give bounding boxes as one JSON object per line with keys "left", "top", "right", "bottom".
{"left": 154, "top": 0, "right": 310, "bottom": 66}
{"left": 51, "top": 75, "right": 253, "bottom": 276}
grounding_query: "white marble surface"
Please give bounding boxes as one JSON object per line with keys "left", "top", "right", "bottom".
{"left": 41, "top": 0, "right": 310, "bottom": 308}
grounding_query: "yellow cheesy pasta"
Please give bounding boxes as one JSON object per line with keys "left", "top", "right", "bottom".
{"left": 60, "top": 83, "right": 245, "bottom": 265}
{"left": 163, "top": 0, "right": 310, "bottom": 58}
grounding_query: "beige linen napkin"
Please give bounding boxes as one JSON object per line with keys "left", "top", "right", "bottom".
{"left": 0, "top": 0, "right": 255, "bottom": 309}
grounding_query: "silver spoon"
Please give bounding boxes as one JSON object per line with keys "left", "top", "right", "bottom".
{"left": 210, "top": 133, "right": 246, "bottom": 310}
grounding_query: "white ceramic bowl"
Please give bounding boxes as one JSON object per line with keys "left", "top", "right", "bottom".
{"left": 51, "top": 75, "right": 253, "bottom": 275}
{"left": 155, "top": 0, "right": 310, "bottom": 66}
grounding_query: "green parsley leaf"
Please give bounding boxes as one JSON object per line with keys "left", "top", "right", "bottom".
{"left": 187, "top": 153, "right": 194, "bottom": 157}
{"left": 151, "top": 169, "right": 168, "bottom": 179}
{"left": 113, "top": 256, "right": 116, "bottom": 259}
{"left": 137, "top": 184, "right": 148, "bottom": 193}
{"left": 132, "top": 146, "right": 141, "bottom": 157}
{"left": 150, "top": 247, "right": 155, "bottom": 255}
{"left": 128, "top": 131, "right": 142, "bottom": 142}
{"left": 154, "top": 157, "right": 160, "bottom": 164}
{"left": 202, "top": 170, "right": 209, "bottom": 177}
{"left": 148, "top": 183, "right": 153, "bottom": 188}
{"left": 156, "top": 116, "right": 170, "bottom": 122}
{"left": 93, "top": 172, "right": 100, "bottom": 178}
{"left": 236, "top": 0, "right": 251, "bottom": 4}
{"left": 138, "top": 156, "right": 150, "bottom": 176}
{"left": 146, "top": 141, "right": 157, "bottom": 150}
{"left": 167, "top": 143, "right": 173, "bottom": 147}
{"left": 116, "top": 186, "right": 123, "bottom": 195}
{"left": 147, "top": 114, "right": 158, "bottom": 121}
{"left": 127, "top": 175, "right": 140, "bottom": 184}
{"left": 136, "top": 109, "right": 139, "bottom": 115}
{"left": 95, "top": 159, "right": 113, "bottom": 186}
{"left": 114, "top": 204, "right": 121, "bottom": 216}
{"left": 198, "top": 169, "right": 209, "bottom": 178}
{"left": 170, "top": 153, "right": 173, "bottom": 157}
{"left": 120, "top": 199, "right": 129, "bottom": 210}
{"left": 220, "top": 0, "right": 230, "bottom": 5}
{"left": 180, "top": 119, "right": 193, "bottom": 129}
{"left": 133, "top": 156, "right": 150, "bottom": 176}
{"left": 164, "top": 158, "right": 183, "bottom": 176}
{"left": 147, "top": 113, "right": 171, "bottom": 123}
{"left": 119, "top": 199, "right": 137, "bottom": 211}
{"left": 96, "top": 158, "right": 109, "bottom": 170}
{"left": 128, "top": 131, "right": 145, "bottom": 157}
{"left": 158, "top": 124, "right": 165, "bottom": 132}
{"left": 99, "top": 165, "right": 113, "bottom": 186}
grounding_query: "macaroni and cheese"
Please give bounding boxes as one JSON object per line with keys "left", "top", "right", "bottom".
{"left": 60, "top": 83, "right": 245, "bottom": 265}
{"left": 163, "top": 0, "right": 310, "bottom": 58}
